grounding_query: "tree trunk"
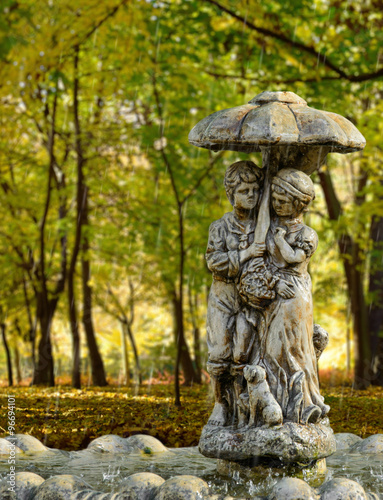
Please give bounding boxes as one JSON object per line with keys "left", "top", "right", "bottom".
{"left": 318, "top": 169, "right": 371, "bottom": 388}
{"left": 32, "top": 93, "right": 57, "bottom": 387}
{"left": 173, "top": 294, "right": 197, "bottom": 387}
{"left": 368, "top": 214, "right": 383, "bottom": 386}
{"left": 82, "top": 232, "right": 108, "bottom": 386}
{"left": 126, "top": 321, "right": 142, "bottom": 385}
{"left": 68, "top": 276, "right": 81, "bottom": 388}
{"left": 1, "top": 322, "right": 13, "bottom": 387}
{"left": 14, "top": 345, "right": 22, "bottom": 384}
{"left": 14, "top": 320, "right": 23, "bottom": 384}
{"left": 188, "top": 286, "right": 202, "bottom": 384}
{"left": 120, "top": 321, "right": 130, "bottom": 386}
{"left": 68, "top": 44, "right": 84, "bottom": 389}
{"left": 32, "top": 297, "right": 57, "bottom": 386}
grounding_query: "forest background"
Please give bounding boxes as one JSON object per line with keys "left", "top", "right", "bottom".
{"left": 0, "top": 0, "right": 383, "bottom": 411}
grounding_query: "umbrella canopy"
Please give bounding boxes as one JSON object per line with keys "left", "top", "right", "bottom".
{"left": 189, "top": 91, "right": 366, "bottom": 174}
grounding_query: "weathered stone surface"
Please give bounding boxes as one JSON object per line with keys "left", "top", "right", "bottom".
{"left": 268, "top": 477, "right": 318, "bottom": 500}
{"left": 87, "top": 434, "right": 168, "bottom": 454}
{"left": 14, "top": 472, "right": 45, "bottom": 500}
{"left": 33, "top": 475, "right": 92, "bottom": 500}
{"left": 155, "top": 475, "right": 209, "bottom": 500}
{"left": 0, "top": 437, "right": 23, "bottom": 455}
{"left": 87, "top": 434, "right": 135, "bottom": 453}
{"left": 206, "top": 496, "right": 239, "bottom": 500}
{"left": 189, "top": 91, "right": 366, "bottom": 154}
{"left": 366, "top": 494, "right": 380, "bottom": 500}
{"left": 350, "top": 434, "right": 383, "bottom": 454}
{"left": 119, "top": 472, "right": 165, "bottom": 499}
{"left": 5, "top": 434, "right": 47, "bottom": 453}
{"left": 318, "top": 478, "right": 369, "bottom": 499}
{"left": 199, "top": 420, "right": 336, "bottom": 463}
{"left": 334, "top": 433, "right": 362, "bottom": 451}
{"left": 0, "top": 478, "right": 16, "bottom": 500}
{"left": 71, "top": 491, "right": 117, "bottom": 499}
{"left": 125, "top": 434, "right": 168, "bottom": 453}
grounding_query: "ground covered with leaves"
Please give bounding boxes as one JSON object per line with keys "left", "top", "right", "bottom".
{"left": 0, "top": 381, "right": 382, "bottom": 451}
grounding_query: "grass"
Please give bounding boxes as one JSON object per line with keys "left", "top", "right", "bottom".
{"left": 0, "top": 373, "right": 382, "bottom": 451}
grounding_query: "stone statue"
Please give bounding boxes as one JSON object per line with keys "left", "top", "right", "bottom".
{"left": 243, "top": 169, "right": 330, "bottom": 427}
{"left": 201, "top": 165, "right": 336, "bottom": 466}
{"left": 189, "top": 90, "right": 366, "bottom": 469}
{"left": 207, "top": 166, "right": 329, "bottom": 430}
{"left": 205, "top": 160, "right": 265, "bottom": 427}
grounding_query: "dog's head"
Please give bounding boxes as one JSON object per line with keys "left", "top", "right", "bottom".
{"left": 244, "top": 365, "right": 265, "bottom": 384}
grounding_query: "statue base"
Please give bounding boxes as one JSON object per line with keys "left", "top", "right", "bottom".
{"left": 199, "top": 418, "right": 336, "bottom": 464}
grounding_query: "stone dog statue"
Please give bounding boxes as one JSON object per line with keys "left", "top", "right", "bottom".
{"left": 243, "top": 365, "right": 283, "bottom": 428}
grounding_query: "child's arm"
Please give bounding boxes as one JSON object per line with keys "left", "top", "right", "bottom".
{"left": 274, "top": 228, "right": 306, "bottom": 264}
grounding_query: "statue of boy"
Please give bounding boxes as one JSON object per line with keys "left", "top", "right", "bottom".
{"left": 205, "top": 160, "right": 265, "bottom": 427}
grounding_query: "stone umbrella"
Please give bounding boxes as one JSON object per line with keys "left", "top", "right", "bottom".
{"left": 189, "top": 90, "right": 366, "bottom": 241}
{"left": 189, "top": 90, "right": 365, "bottom": 173}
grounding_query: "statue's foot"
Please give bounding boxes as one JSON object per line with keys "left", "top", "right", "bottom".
{"left": 301, "top": 404, "right": 322, "bottom": 424}
{"left": 207, "top": 403, "right": 230, "bottom": 427}
{"left": 237, "top": 415, "right": 248, "bottom": 429}
{"left": 321, "top": 404, "right": 330, "bottom": 416}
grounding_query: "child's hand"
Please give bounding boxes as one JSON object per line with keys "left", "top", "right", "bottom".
{"left": 276, "top": 279, "right": 295, "bottom": 299}
{"left": 248, "top": 242, "right": 266, "bottom": 258}
{"left": 274, "top": 227, "right": 286, "bottom": 240}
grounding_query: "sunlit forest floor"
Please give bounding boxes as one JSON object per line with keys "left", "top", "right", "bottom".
{"left": 0, "top": 370, "right": 382, "bottom": 451}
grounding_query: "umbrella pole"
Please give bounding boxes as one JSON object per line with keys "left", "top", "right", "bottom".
{"left": 254, "top": 147, "right": 280, "bottom": 244}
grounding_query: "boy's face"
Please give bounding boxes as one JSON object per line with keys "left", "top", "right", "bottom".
{"left": 233, "top": 182, "right": 260, "bottom": 211}
{"left": 272, "top": 189, "right": 296, "bottom": 217}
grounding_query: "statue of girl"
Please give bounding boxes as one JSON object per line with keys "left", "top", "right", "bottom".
{"left": 250, "top": 168, "right": 330, "bottom": 424}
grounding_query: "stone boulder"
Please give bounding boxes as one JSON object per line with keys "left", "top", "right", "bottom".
{"left": 155, "top": 475, "right": 209, "bottom": 500}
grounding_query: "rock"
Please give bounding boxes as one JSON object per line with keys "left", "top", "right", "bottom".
{"left": 206, "top": 496, "right": 241, "bottom": 500}
{"left": 5, "top": 434, "right": 47, "bottom": 453}
{"left": 199, "top": 421, "right": 336, "bottom": 463}
{"left": 71, "top": 491, "right": 118, "bottom": 499}
{"left": 0, "top": 477, "right": 16, "bottom": 500}
{"left": 366, "top": 494, "right": 380, "bottom": 500}
{"left": 119, "top": 472, "right": 165, "bottom": 499}
{"left": 87, "top": 434, "right": 168, "bottom": 454}
{"left": 0, "top": 437, "right": 23, "bottom": 456}
{"left": 351, "top": 434, "right": 383, "bottom": 454}
{"left": 268, "top": 477, "right": 318, "bottom": 500}
{"left": 155, "top": 475, "right": 209, "bottom": 500}
{"left": 319, "top": 478, "right": 368, "bottom": 499}
{"left": 14, "top": 472, "right": 45, "bottom": 500}
{"left": 334, "top": 433, "right": 362, "bottom": 451}
{"left": 125, "top": 434, "right": 168, "bottom": 453}
{"left": 88, "top": 435, "right": 135, "bottom": 453}
{"left": 33, "top": 475, "right": 92, "bottom": 500}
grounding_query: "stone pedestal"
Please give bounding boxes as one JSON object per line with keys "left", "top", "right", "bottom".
{"left": 199, "top": 418, "right": 336, "bottom": 464}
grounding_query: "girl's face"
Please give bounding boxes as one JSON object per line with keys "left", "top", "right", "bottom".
{"left": 272, "top": 189, "right": 296, "bottom": 217}
{"left": 233, "top": 182, "right": 260, "bottom": 211}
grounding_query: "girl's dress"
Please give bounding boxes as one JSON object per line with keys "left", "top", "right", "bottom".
{"left": 250, "top": 218, "right": 329, "bottom": 423}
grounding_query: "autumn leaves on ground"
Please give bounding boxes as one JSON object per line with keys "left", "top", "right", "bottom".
{"left": 1, "top": 373, "right": 382, "bottom": 452}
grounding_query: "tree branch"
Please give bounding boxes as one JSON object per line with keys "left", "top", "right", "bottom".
{"left": 202, "top": 0, "right": 383, "bottom": 83}
{"left": 205, "top": 70, "right": 342, "bottom": 84}
{"left": 182, "top": 150, "right": 225, "bottom": 204}
{"left": 78, "top": 0, "right": 129, "bottom": 46}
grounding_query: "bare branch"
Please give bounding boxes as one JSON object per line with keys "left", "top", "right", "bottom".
{"left": 202, "top": 0, "right": 383, "bottom": 83}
